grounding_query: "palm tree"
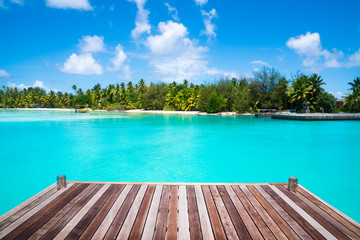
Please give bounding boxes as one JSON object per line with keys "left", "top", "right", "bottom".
{"left": 308, "top": 73, "right": 325, "bottom": 110}
{"left": 288, "top": 75, "right": 311, "bottom": 112}
{"left": 344, "top": 77, "right": 360, "bottom": 112}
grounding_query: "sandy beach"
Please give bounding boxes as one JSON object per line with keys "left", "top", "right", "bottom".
{"left": 1, "top": 108, "right": 253, "bottom": 116}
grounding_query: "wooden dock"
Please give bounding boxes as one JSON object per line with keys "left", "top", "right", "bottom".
{"left": 1, "top": 181, "right": 359, "bottom": 239}
{"left": 271, "top": 113, "right": 360, "bottom": 121}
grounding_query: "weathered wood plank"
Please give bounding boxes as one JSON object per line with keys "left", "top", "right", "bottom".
{"left": 225, "top": 185, "right": 263, "bottom": 239}
{"left": 116, "top": 185, "right": 148, "bottom": 240}
{"left": 177, "top": 185, "right": 190, "bottom": 240}
{"left": 277, "top": 185, "right": 351, "bottom": 240}
{"left": 39, "top": 184, "right": 103, "bottom": 240}
{"left": 166, "top": 185, "right": 178, "bottom": 240}
{"left": 141, "top": 185, "right": 163, "bottom": 240}
{"left": 64, "top": 184, "right": 118, "bottom": 240}
{"left": 208, "top": 185, "right": 238, "bottom": 240}
{"left": 247, "top": 185, "right": 301, "bottom": 240}
{"left": 239, "top": 186, "right": 288, "bottom": 240}
{"left": 297, "top": 186, "right": 360, "bottom": 237}
{"left": 0, "top": 184, "right": 58, "bottom": 232}
{"left": 231, "top": 186, "right": 275, "bottom": 240}
{"left": 202, "top": 185, "right": 227, "bottom": 240}
{"left": 153, "top": 185, "right": 171, "bottom": 240}
{"left": 53, "top": 184, "right": 110, "bottom": 240}
{"left": 103, "top": 184, "right": 141, "bottom": 240}
{"left": 128, "top": 185, "right": 155, "bottom": 240}
{"left": 91, "top": 185, "right": 132, "bottom": 240}
{"left": 285, "top": 185, "right": 360, "bottom": 239}
{"left": 77, "top": 185, "right": 125, "bottom": 240}
{"left": 186, "top": 185, "right": 202, "bottom": 240}
{"left": 195, "top": 185, "right": 215, "bottom": 240}
{"left": 217, "top": 185, "right": 251, "bottom": 240}
{"left": 28, "top": 184, "right": 97, "bottom": 240}
{"left": 0, "top": 183, "right": 76, "bottom": 240}
{"left": 262, "top": 185, "right": 326, "bottom": 240}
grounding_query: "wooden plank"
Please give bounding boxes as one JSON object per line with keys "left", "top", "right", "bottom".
{"left": 103, "top": 184, "right": 141, "bottom": 240}
{"left": 186, "top": 185, "right": 202, "bottom": 240}
{"left": 231, "top": 186, "right": 275, "bottom": 240}
{"left": 39, "top": 184, "right": 103, "bottom": 240}
{"left": 0, "top": 183, "right": 75, "bottom": 240}
{"left": 65, "top": 184, "right": 119, "bottom": 239}
{"left": 194, "top": 185, "right": 215, "bottom": 240}
{"left": 177, "top": 185, "right": 190, "bottom": 240}
{"left": 247, "top": 185, "right": 301, "bottom": 240}
{"left": 239, "top": 186, "right": 289, "bottom": 240}
{"left": 3, "top": 183, "right": 86, "bottom": 240}
{"left": 128, "top": 185, "right": 155, "bottom": 240}
{"left": 216, "top": 185, "right": 251, "bottom": 240}
{"left": 166, "top": 185, "right": 178, "bottom": 240}
{"left": 298, "top": 186, "right": 360, "bottom": 237}
{"left": 78, "top": 185, "right": 125, "bottom": 240}
{"left": 269, "top": 185, "right": 336, "bottom": 239}
{"left": 0, "top": 183, "right": 56, "bottom": 224}
{"left": 285, "top": 186, "right": 360, "bottom": 239}
{"left": 208, "top": 185, "right": 238, "bottom": 240}
{"left": 261, "top": 185, "right": 326, "bottom": 240}
{"left": 277, "top": 185, "right": 351, "bottom": 239}
{"left": 202, "top": 185, "right": 227, "bottom": 240}
{"left": 141, "top": 185, "right": 163, "bottom": 240}
{"left": 28, "top": 184, "right": 97, "bottom": 240}
{"left": 91, "top": 185, "right": 132, "bottom": 240}
{"left": 153, "top": 185, "right": 171, "bottom": 240}
{"left": 0, "top": 184, "right": 58, "bottom": 231}
{"left": 53, "top": 184, "right": 110, "bottom": 240}
{"left": 116, "top": 185, "right": 148, "bottom": 239}
{"left": 225, "top": 185, "right": 263, "bottom": 239}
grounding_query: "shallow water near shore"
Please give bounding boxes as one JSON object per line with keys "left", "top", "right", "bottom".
{"left": 0, "top": 110, "right": 359, "bottom": 222}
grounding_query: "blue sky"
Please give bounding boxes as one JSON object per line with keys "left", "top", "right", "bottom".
{"left": 0, "top": 0, "right": 359, "bottom": 97}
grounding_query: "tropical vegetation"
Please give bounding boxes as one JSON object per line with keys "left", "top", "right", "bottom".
{"left": 0, "top": 68, "right": 357, "bottom": 113}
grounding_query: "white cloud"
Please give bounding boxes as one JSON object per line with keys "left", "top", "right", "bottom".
{"left": 201, "top": 9, "right": 217, "bottom": 39}
{"left": 45, "top": 0, "right": 93, "bottom": 10}
{"left": 0, "top": 69, "right": 10, "bottom": 77}
{"left": 147, "top": 21, "right": 212, "bottom": 81}
{"left": 109, "top": 44, "right": 131, "bottom": 80}
{"left": 346, "top": 49, "right": 360, "bottom": 67}
{"left": 250, "top": 60, "right": 270, "bottom": 67}
{"left": 287, "top": 32, "right": 360, "bottom": 71}
{"left": 194, "top": 0, "right": 208, "bottom": 6}
{"left": 7, "top": 80, "right": 58, "bottom": 93}
{"left": 130, "top": 0, "right": 151, "bottom": 41}
{"left": 61, "top": 53, "right": 103, "bottom": 75}
{"left": 78, "top": 35, "right": 105, "bottom": 53}
{"left": 164, "top": 3, "right": 179, "bottom": 21}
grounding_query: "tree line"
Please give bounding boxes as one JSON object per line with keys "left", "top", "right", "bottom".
{"left": 0, "top": 68, "right": 359, "bottom": 113}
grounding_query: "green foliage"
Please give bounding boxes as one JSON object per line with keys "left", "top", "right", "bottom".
{"left": 0, "top": 70, "right": 346, "bottom": 114}
{"left": 206, "top": 92, "right": 226, "bottom": 113}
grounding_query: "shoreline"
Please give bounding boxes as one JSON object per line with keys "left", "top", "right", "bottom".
{"left": 0, "top": 108, "right": 253, "bottom": 116}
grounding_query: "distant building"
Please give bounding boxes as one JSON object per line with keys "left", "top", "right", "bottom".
{"left": 336, "top": 99, "right": 345, "bottom": 109}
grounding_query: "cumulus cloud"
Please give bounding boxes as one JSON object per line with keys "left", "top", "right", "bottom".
{"left": 201, "top": 9, "right": 217, "bottom": 39}
{"left": 61, "top": 53, "right": 103, "bottom": 75}
{"left": 164, "top": 2, "right": 179, "bottom": 21}
{"left": 287, "top": 32, "right": 360, "bottom": 71}
{"left": 7, "top": 80, "right": 58, "bottom": 92}
{"left": 45, "top": 0, "right": 93, "bottom": 10}
{"left": 78, "top": 35, "right": 105, "bottom": 53}
{"left": 109, "top": 44, "right": 131, "bottom": 80}
{"left": 194, "top": 0, "right": 208, "bottom": 6}
{"left": 0, "top": 69, "right": 10, "bottom": 78}
{"left": 130, "top": 0, "right": 151, "bottom": 41}
{"left": 146, "top": 21, "right": 212, "bottom": 81}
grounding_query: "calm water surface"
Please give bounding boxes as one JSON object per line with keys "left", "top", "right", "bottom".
{"left": 0, "top": 110, "right": 359, "bottom": 222}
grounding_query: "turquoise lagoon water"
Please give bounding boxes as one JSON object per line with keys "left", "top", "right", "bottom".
{"left": 0, "top": 110, "right": 359, "bottom": 222}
